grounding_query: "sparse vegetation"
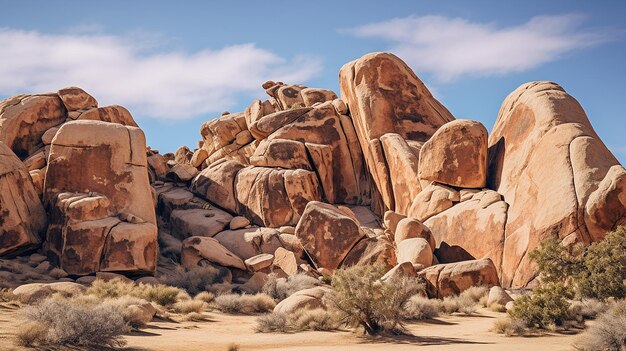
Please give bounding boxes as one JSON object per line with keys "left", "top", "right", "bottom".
{"left": 328, "top": 265, "right": 424, "bottom": 335}
{"left": 226, "top": 342, "right": 241, "bottom": 351}
{"left": 17, "top": 297, "right": 129, "bottom": 349}
{"left": 262, "top": 272, "right": 321, "bottom": 301}
{"left": 574, "top": 300, "right": 626, "bottom": 351}
{"left": 214, "top": 293, "right": 276, "bottom": 314}
{"left": 194, "top": 291, "right": 216, "bottom": 303}
{"left": 491, "top": 316, "right": 527, "bottom": 336}
{"left": 162, "top": 265, "right": 223, "bottom": 295}
{"left": 87, "top": 278, "right": 182, "bottom": 306}
{"left": 403, "top": 295, "right": 439, "bottom": 320}
{"left": 172, "top": 299, "right": 207, "bottom": 314}
{"left": 255, "top": 309, "right": 339, "bottom": 333}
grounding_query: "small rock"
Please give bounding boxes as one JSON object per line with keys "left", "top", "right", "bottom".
{"left": 244, "top": 254, "right": 274, "bottom": 272}
{"left": 229, "top": 216, "right": 250, "bottom": 230}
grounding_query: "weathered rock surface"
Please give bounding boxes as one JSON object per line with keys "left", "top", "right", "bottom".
{"left": 418, "top": 258, "right": 500, "bottom": 298}
{"left": 295, "top": 201, "right": 365, "bottom": 270}
{"left": 181, "top": 236, "right": 246, "bottom": 270}
{"left": 0, "top": 142, "right": 47, "bottom": 256}
{"left": 488, "top": 81, "right": 626, "bottom": 287}
{"left": 419, "top": 119, "right": 488, "bottom": 188}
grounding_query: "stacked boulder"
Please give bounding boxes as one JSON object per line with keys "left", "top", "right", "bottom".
{"left": 0, "top": 52, "right": 624, "bottom": 296}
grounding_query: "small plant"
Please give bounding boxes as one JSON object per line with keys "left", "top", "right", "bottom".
{"left": 328, "top": 265, "right": 424, "bottom": 335}
{"left": 255, "top": 312, "right": 289, "bottom": 333}
{"left": 574, "top": 300, "right": 626, "bottom": 351}
{"left": 18, "top": 297, "right": 129, "bottom": 348}
{"left": 491, "top": 316, "right": 527, "bottom": 336}
{"left": 194, "top": 291, "right": 215, "bottom": 303}
{"left": 173, "top": 300, "right": 207, "bottom": 314}
{"left": 403, "top": 295, "right": 439, "bottom": 320}
{"left": 226, "top": 342, "right": 241, "bottom": 351}
{"left": 262, "top": 272, "right": 320, "bottom": 301}
{"left": 509, "top": 283, "right": 573, "bottom": 328}
{"left": 87, "top": 278, "right": 182, "bottom": 306}
{"left": 568, "top": 298, "right": 610, "bottom": 321}
{"left": 214, "top": 293, "right": 276, "bottom": 314}
{"left": 255, "top": 309, "right": 339, "bottom": 333}
{"left": 162, "top": 265, "right": 223, "bottom": 295}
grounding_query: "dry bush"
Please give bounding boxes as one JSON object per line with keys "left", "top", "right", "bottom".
{"left": 574, "top": 300, "right": 626, "bottom": 351}
{"left": 403, "top": 295, "right": 440, "bottom": 320}
{"left": 214, "top": 293, "right": 276, "bottom": 314}
{"left": 255, "top": 309, "right": 339, "bottom": 333}
{"left": 489, "top": 303, "right": 507, "bottom": 313}
{"left": 491, "top": 316, "right": 527, "bottom": 336}
{"left": 255, "top": 312, "right": 289, "bottom": 333}
{"left": 162, "top": 265, "right": 223, "bottom": 295}
{"left": 18, "top": 297, "right": 129, "bottom": 348}
{"left": 173, "top": 300, "right": 207, "bottom": 314}
{"left": 226, "top": 342, "right": 241, "bottom": 351}
{"left": 439, "top": 297, "right": 459, "bottom": 314}
{"left": 87, "top": 278, "right": 182, "bottom": 306}
{"left": 262, "top": 272, "right": 320, "bottom": 301}
{"left": 194, "top": 291, "right": 215, "bottom": 303}
{"left": 568, "top": 298, "right": 610, "bottom": 321}
{"left": 329, "top": 265, "right": 424, "bottom": 335}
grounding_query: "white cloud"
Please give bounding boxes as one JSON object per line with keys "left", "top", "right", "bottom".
{"left": 0, "top": 28, "right": 322, "bottom": 119}
{"left": 345, "top": 14, "right": 608, "bottom": 81}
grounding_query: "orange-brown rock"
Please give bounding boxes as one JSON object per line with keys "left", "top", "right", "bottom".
{"left": 339, "top": 52, "right": 454, "bottom": 212}
{"left": 181, "top": 236, "right": 246, "bottom": 270}
{"left": 0, "top": 142, "right": 47, "bottom": 256}
{"left": 396, "top": 238, "right": 432, "bottom": 267}
{"left": 424, "top": 190, "right": 507, "bottom": 273}
{"left": 191, "top": 159, "right": 246, "bottom": 213}
{"left": 57, "top": 87, "right": 97, "bottom": 111}
{"left": 394, "top": 218, "right": 435, "bottom": 250}
{"left": 78, "top": 105, "right": 138, "bottom": 126}
{"left": 300, "top": 88, "right": 337, "bottom": 107}
{"left": 250, "top": 139, "right": 311, "bottom": 170}
{"left": 170, "top": 208, "right": 232, "bottom": 239}
{"left": 295, "top": 201, "right": 365, "bottom": 269}
{"left": 273, "top": 247, "right": 298, "bottom": 275}
{"left": 248, "top": 108, "right": 311, "bottom": 141}
{"left": 408, "top": 182, "right": 460, "bottom": 221}
{"left": 273, "top": 286, "right": 330, "bottom": 314}
{"left": 0, "top": 94, "right": 66, "bottom": 159}
{"left": 379, "top": 133, "right": 422, "bottom": 215}
{"left": 488, "top": 81, "right": 626, "bottom": 287}
{"left": 419, "top": 120, "right": 488, "bottom": 188}
{"left": 341, "top": 235, "right": 397, "bottom": 270}
{"left": 418, "top": 258, "right": 499, "bottom": 298}
{"left": 213, "top": 227, "right": 284, "bottom": 260}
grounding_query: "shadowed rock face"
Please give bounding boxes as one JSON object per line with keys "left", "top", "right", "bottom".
{"left": 0, "top": 141, "right": 47, "bottom": 256}
{"left": 488, "top": 81, "right": 626, "bottom": 287}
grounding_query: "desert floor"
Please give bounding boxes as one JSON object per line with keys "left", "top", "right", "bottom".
{"left": 0, "top": 303, "right": 581, "bottom": 351}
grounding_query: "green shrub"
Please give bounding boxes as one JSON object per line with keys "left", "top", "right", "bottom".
{"left": 530, "top": 226, "right": 626, "bottom": 300}
{"left": 574, "top": 300, "right": 626, "bottom": 351}
{"left": 509, "top": 284, "right": 574, "bottom": 328}
{"left": 328, "top": 265, "right": 423, "bottom": 335}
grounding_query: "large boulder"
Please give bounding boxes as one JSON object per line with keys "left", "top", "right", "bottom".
{"left": 408, "top": 182, "right": 459, "bottom": 222}
{"left": 488, "top": 81, "right": 626, "bottom": 287}
{"left": 213, "top": 227, "right": 285, "bottom": 260}
{"left": 418, "top": 258, "right": 500, "bottom": 298}
{"left": 0, "top": 94, "right": 66, "bottom": 159}
{"left": 191, "top": 159, "right": 245, "bottom": 213}
{"left": 273, "top": 286, "right": 330, "bottom": 314}
{"left": 181, "top": 236, "right": 246, "bottom": 270}
{"left": 295, "top": 201, "right": 365, "bottom": 270}
{"left": 43, "top": 120, "right": 157, "bottom": 275}
{"left": 418, "top": 119, "right": 488, "bottom": 188}
{"left": 57, "top": 87, "right": 98, "bottom": 111}
{"left": 339, "top": 52, "right": 454, "bottom": 213}
{"left": 424, "top": 190, "right": 507, "bottom": 274}
{"left": 379, "top": 133, "right": 422, "bottom": 215}
{"left": 0, "top": 142, "right": 47, "bottom": 256}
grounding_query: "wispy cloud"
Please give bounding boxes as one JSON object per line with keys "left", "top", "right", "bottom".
{"left": 0, "top": 28, "right": 322, "bottom": 120}
{"left": 344, "top": 14, "right": 609, "bottom": 81}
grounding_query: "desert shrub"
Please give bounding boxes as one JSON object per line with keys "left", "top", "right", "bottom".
{"left": 509, "top": 283, "right": 574, "bottom": 328}
{"left": 19, "top": 297, "right": 129, "bottom": 348}
{"left": 289, "top": 308, "right": 338, "bottom": 331}
{"left": 328, "top": 265, "right": 424, "bottom": 335}
{"left": 194, "top": 291, "right": 215, "bottom": 303}
{"left": 173, "top": 300, "right": 207, "bottom": 314}
{"left": 255, "top": 309, "right": 339, "bottom": 333}
{"left": 439, "top": 297, "right": 459, "bottom": 314}
{"left": 262, "top": 272, "right": 320, "bottom": 301}
{"left": 255, "top": 312, "right": 289, "bottom": 333}
{"left": 574, "top": 300, "right": 626, "bottom": 351}
{"left": 460, "top": 286, "right": 489, "bottom": 302}
{"left": 226, "top": 342, "right": 241, "bottom": 351}
{"left": 214, "top": 293, "right": 276, "bottom": 314}
{"left": 457, "top": 295, "right": 479, "bottom": 315}
{"left": 489, "top": 303, "right": 507, "bottom": 313}
{"left": 403, "top": 295, "right": 439, "bottom": 320}
{"left": 491, "top": 316, "right": 527, "bottom": 336}
{"left": 530, "top": 226, "right": 626, "bottom": 300}
{"left": 162, "top": 265, "right": 222, "bottom": 295}
{"left": 87, "top": 278, "right": 181, "bottom": 306}
{"left": 568, "top": 298, "right": 610, "bottom": 321}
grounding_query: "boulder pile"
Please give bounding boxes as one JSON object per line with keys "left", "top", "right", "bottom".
{"left": 1, "top": 52, "right": 625, "bottom": 296}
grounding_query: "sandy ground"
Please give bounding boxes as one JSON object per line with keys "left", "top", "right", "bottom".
{"left": 0, "top": 303, "right": 581, "bottom": 351}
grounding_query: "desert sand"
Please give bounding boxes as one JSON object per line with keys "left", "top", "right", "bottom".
{"left": 0, "top": 302, "right": 580, "bottom": 351}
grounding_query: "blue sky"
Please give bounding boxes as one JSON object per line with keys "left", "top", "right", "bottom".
{"left": 1, "top": 0, "right": 625, "bottom": 164}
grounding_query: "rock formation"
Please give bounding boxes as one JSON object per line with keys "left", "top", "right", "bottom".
{"left": 1, "top": 53, "right": 624, "bottom": 296}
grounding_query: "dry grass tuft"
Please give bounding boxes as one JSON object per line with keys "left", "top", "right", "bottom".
{"left": 87, "top": 278, "right": 182, "bottom": 306}
{"left": 162, "top": 265, "right": 223, "bottom": 295}
{"left": 226, "top": 342, "right": 241, "bottom": 351}
{"left": 574, "top": 300, "right": 626, "bottom": 351}
{"left": 262, "top": 272, "right": 320, "bottom": 301}
{"left": 194, "top": 291, "right": 215, "bottom": 303}
{"left": 173, "top": 300, "right": 207, "bottom": 314}
{"left": 403, "top": 295, "right": 440, "bottom": 320}
{"left": 491, "top": 316, "right": 527, "bottom": 336}
{"left": 255, "top": 309, "right": 339, "bottom": 333}
{"left": 214, "top": 293, "right": 276, "bottom": 314}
